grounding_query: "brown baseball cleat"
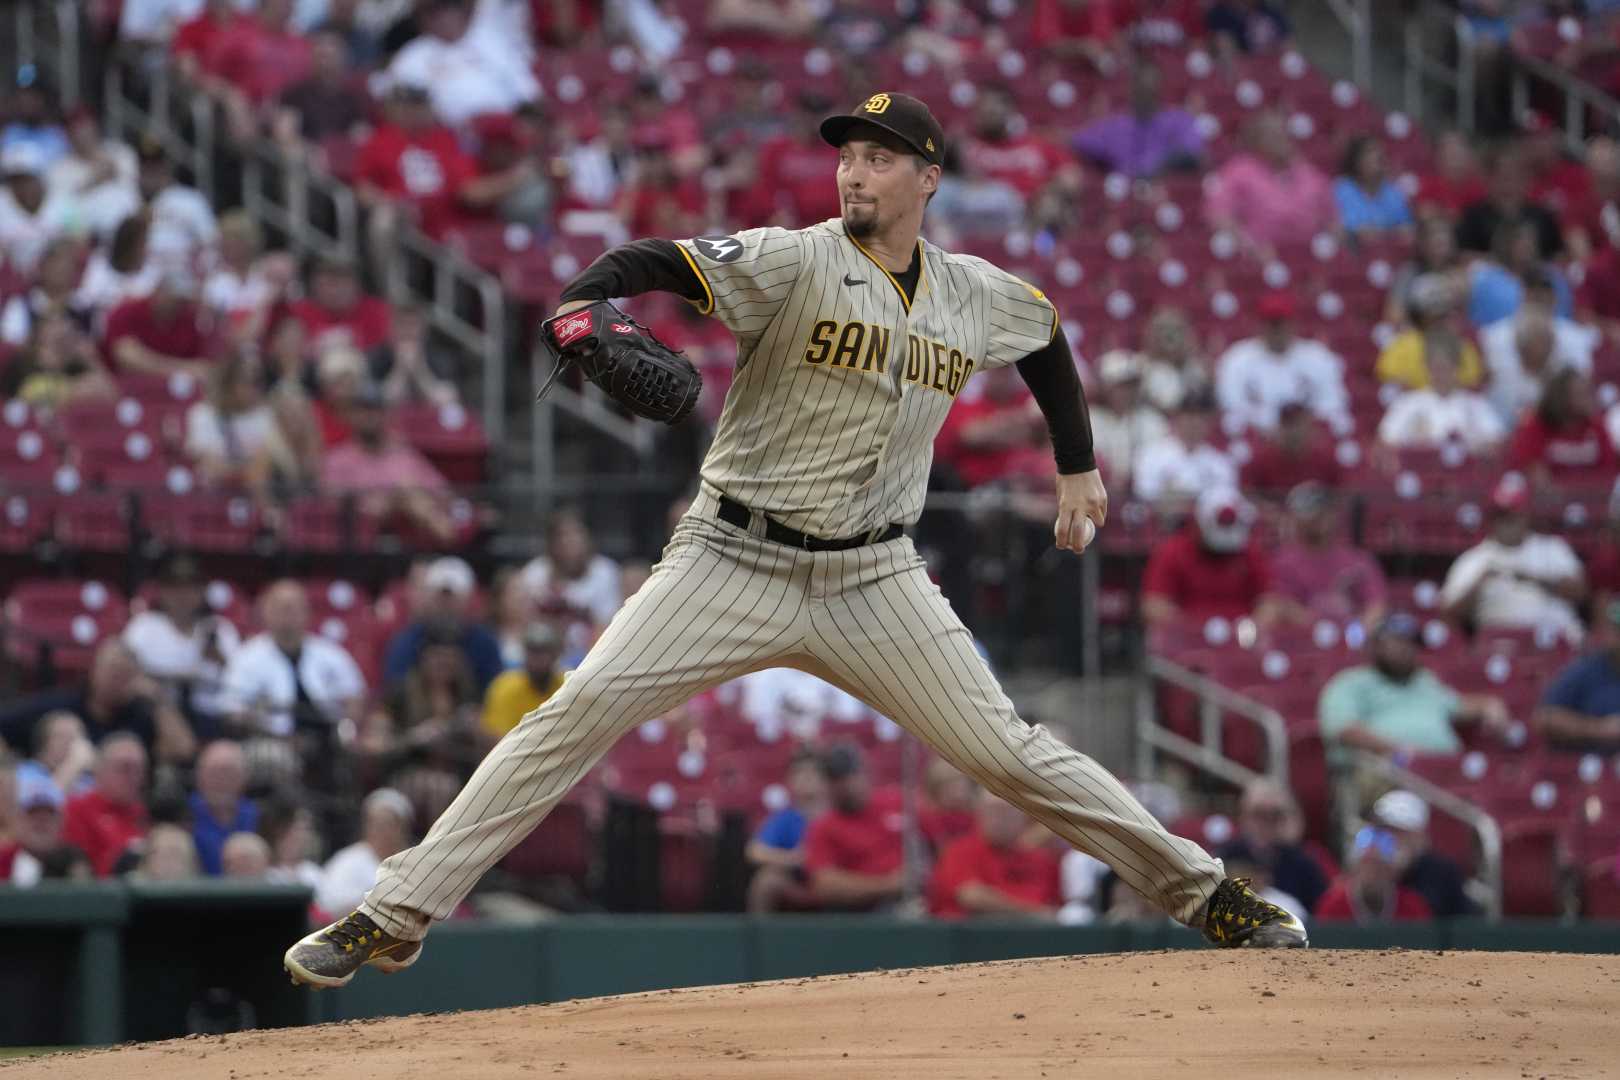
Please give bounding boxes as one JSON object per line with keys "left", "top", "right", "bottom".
{"left": 284, "top": 910, "right": 422, "bottom": 988}
{"left": 1199, "top": 878, "right": 1309, "bottom": 948}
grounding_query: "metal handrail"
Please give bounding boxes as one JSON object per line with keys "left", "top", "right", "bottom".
{"left": 1512, "top": 50, "right": 1620, "bottom": 155}
{"left": 1322, "top": 0, "right": 1372, "bottom": 90}
{"left": 8, "top": 2, "right": 80, "bottom": 106}
{"left": 1404, "top": 11, "right": 1477, "bottom": 133}
{"left": 1141, "top": 654, "right": 1291, "bottom": 784}
{"left": 1136, "top": 655, "right": 1507, "bottom": 919}
{"left": 1340, "top": 748, "right": 1505, "bottom": 920}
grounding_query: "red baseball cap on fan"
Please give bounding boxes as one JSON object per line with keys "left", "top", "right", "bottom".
{"left": 1194, "top": 488, "right": 1256, "bottom": 553}
{"left": 1257, "top": 291, "right": 1297, "bottom": 321}
{"left": 1491, "top": 473, "right": 1531, "bottom": 514}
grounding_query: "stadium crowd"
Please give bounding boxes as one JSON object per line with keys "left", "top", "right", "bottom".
{"left": 4, "top": 0, "right": 1620, "bottom": 924}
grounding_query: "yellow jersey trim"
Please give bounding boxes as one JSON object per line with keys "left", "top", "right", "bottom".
{"left": 676, "top": 243, "right": 715, "bottom": 315}
{"left": 846, "top": 233, "right": 923, "bottom": 313}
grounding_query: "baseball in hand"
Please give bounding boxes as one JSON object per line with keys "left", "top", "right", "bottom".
{"left": 1078, "top": 517, "right": 1096, "bottom": 549}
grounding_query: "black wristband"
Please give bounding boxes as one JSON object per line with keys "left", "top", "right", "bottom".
{"left": 1015, "top": 324, "right": 1096, "bottom": 475}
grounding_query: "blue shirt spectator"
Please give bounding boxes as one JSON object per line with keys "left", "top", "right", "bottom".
{"left": 1335, "top": 137, "right": 1412, "bottom": 237}
{"left": 384, "top": 622, "right": 505, "bottom": 692}
{"left": 382, "top": 558, "right": 505, "bottom": 692}
{"left": 754, "top": 806, "right": 810, "bottom": 853}
{"left": 188, "top": 741, "right": 258, "bottom": 876}
{"left": 1468, "top": 262, "right": 1573, "bottom": 327}
{"left": 1536, "top": 641, "right": 1620, "bottom": 754}
{"left": 1335, "top": 177, "right": 1412, "bottom": 235}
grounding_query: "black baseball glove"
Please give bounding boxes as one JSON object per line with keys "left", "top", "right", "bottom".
{"left": 535, "top": 301, "right": 702, "bottom": 425}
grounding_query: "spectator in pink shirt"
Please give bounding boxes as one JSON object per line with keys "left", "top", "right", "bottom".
{"left": 1268, "top": 482, "right": 1387, "bottom": 629}
{"left": 320, "top": 382, "right": 455, "bottom": 543}
{"left": 1204, "top": 110, "right": 1335, "bottom": 256}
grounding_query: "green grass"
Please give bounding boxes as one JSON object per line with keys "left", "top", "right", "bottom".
{"left": 0, "top": 1048, "right": 63, "bottom": 1060}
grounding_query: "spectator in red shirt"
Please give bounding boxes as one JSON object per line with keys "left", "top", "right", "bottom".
{"left": 320, "top": 381, "right": 456, "bottom": 543}
{"left": 60, "top": 733, "right": 149, "bottom": 877}
{"left": 172, "top": 0, "right": 251, "bottom": 83}
{"left": 918, "top": 759, "right": 977, "bottom": 855}
{"left": 930, "top": 789, "right": 1062, "bottom": 919}
{"left": 1564, "top": 137, "right": 1620, "bottom": 262}
{"left": 1507, "top": 367, "right": 1617, "bottom": 486}
{"left": 1414, "top": 130, "right": 1487, "bottom": 222}
{"left": 311, "top": 341, "right": 363, "bottom": 447}
{"left": 290, "top": 256, "right": 392, "bottom": 354}
{"left": 1240, "top": 400, "right": 1346, "bottom": 497}
{"left": 757, "top": 95, "right": 842, "bottom": 226}
{"left": 618, "top": 141, "right": 706, "bottom": 240}
{"left": 1584, "top": 489, "right": 1620, "bottom": 617}
{"left": 208, "top": 0, "right": 310, "bottom": 105}
{"left": 802, "top": 743, "right": 905, "bottom": 911}
{"left": 1032, "top": 0, "right": 1131, "bottom": 69}
{"left": 459, "top": 106, "right": 554, "bottom": 226}
{"left": 1141, "top": 487, "right": 1283, "bottom": 629}
{"left": 355, "top": 82, "right": 478, "bottom": 242}
{"left": 206, "top": 0, "right": 313, "bottom": 142}
{"left": 104, "top": 269, "right": 217, "bottom": 380}
{"left": 272, "top": 29, "right": 373, "bottom": 153}
{"left": 1268, "top": 482, "right": 1388, "bottom": 629}
{"left": 959, "top": 88, "right": 1071, "bottom": 201}
{"left": 1314, "top": 825, "right": 1433, "bottom": 923}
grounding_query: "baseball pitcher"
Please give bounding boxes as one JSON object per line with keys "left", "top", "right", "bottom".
{"left": 286, "top": 93, "right": 1304, "bottom": 987}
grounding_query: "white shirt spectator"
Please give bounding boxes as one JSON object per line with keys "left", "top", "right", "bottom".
{"left": 314, "top": 839, "right": 381, "bottom": 917}
{"left": 0, "top": 183, "right": 76, "bottom": 275}
{"left": 1058, "top": 849, "right": 1107, "bottom": 925}
{"left": 202, "top": 264, "right": 275, "bottom": 323}
{"left": 1479, "top": 314, "right": 1597, "bottom": 425}
{"left": 380, "top": 17, "right": 540, "bottom": 127}
{"left": 118, "top": 0, "right": 207, "bottom": 44}
{"left": 146, "top": 183, "right": 219, "bottom": 275}
{"left": 185, "top": 401, "right": 281, "bottom": 464}
{"left": 0, "top": 289, "right": 59, "bottom": 346}
{"left": 727, "top": 668, "right": 869, "bottom": 741}
{"left": 46, "top": 142, "right": 141, "bottom": 239}
{"left": 1438, "top": 533, "right": 1586, "bottom": 642}
{"left": 291, "top": 0, "right": 413, "bottom": 32}
{"left": 1091, "top": 406, "right": 1169, "bottom": 485}
{"left": 618, "top": 0, "right": 685, "bottom": 62}
{"left": 75, "top": 250, "right": 160, "bottom": 327}
{"left": 518, "top": 553, "right": 622, "bottom": 628}
{"left": 221, "top": 632, "right": 367, "bottom": 738}
{"left": 1132, "top": 437, "right": 1238, "bottom": 503}
{"left": 267, "top": 858, "right": 323, "bottom": 890}
{"left": 124, "top": 608, "right": 241, "bottom": 716}
{"left": 1215, "top": 335, "right": 1349, "bottom": 435}
{"left": 1377, "top": 388, "right": 1506, "bottom": 452}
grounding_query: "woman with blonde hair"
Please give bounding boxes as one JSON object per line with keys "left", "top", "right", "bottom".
{"left": 204, "top": 209, "right": 295, "bottom": 341}
{"left": 184, "top": 350, "right": 317, "bottom": 501}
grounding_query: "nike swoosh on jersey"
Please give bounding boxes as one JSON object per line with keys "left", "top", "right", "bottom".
{"left": 843, "top": 274, "right": 867, "bottom": 286}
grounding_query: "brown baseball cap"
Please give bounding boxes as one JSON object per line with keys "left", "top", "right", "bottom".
{"left": 820, "top": 92, "right": 945, "bottom": 167}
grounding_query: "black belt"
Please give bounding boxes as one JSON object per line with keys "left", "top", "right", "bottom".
{"left": 716, "top": 494, "right": 902, "bottom": 551}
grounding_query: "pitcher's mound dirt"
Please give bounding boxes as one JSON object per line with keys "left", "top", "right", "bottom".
{"left": 11, "top": 949, "right": 1619, "bottom": 1080}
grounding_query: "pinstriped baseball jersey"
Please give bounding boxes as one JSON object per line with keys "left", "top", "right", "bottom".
{"left": 674, "top": 219, "right": 1058, "bottom": 539}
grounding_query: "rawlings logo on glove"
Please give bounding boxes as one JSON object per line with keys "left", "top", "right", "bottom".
{"left": 536, "top": 301, "right": 703, "bottom": 426}
{"left": 551, "top": 311, "right": 596, "bottom": 347}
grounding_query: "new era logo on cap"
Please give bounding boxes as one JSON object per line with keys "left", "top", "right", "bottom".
{"left": 551, "top": 310, "right": 595, "bottom": 347}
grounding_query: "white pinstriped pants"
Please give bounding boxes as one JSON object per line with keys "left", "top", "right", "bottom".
{"left": 360, "top": 485, "right": 1225, "bottom": 936}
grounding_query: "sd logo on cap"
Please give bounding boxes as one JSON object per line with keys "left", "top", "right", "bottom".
{"left": 820, "top": 92, "right": 946, "bottom": 167}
